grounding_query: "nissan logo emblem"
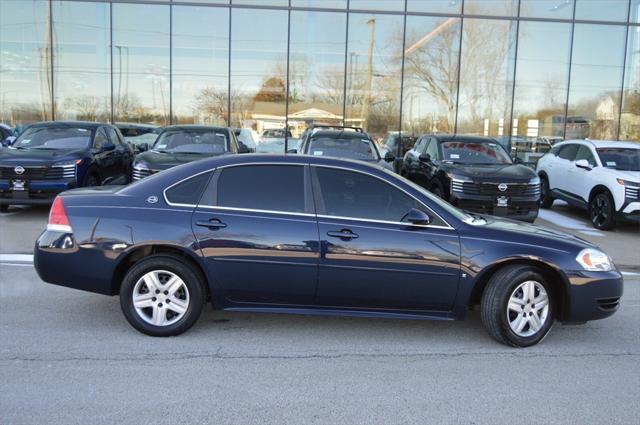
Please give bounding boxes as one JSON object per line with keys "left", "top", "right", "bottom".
{"left": 498, "top": 183, "right": 508, "bottom": 192}
{"left": 14, "top": 166, "right": 25, "bottom": 175}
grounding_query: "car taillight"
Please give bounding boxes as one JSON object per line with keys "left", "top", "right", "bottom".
{"left": 48, "top": 196, "right": 72, "bottom": 232}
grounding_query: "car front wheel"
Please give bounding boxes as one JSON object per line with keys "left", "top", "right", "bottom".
{"left": 481, "top": 265, "right": 554, "bottom": 347}
{"left": 590, "top": 191, "right": 616, "bottom": 230}
{"left": 120, "top": 255, "right": 206, "bottom": 336}
{"left": 539, "top": 176, "right": 554, "bottom": 208}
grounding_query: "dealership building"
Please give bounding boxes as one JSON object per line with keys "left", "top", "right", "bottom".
{"left": 1, "top": 0, "right": 639, "bottom": 154}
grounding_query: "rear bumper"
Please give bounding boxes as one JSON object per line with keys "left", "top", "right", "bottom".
{"left": 562, "top": 270, "right": 624, "bottom": 323}
{"left": 34, "top": 230, "right": 119, "bottom": 295}
{"left": 0, "top": 179, "right": 76, "bottom": 205}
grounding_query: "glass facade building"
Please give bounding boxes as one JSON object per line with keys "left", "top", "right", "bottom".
{"left": 1, "top": 0, "right": 639, "bottom": 154}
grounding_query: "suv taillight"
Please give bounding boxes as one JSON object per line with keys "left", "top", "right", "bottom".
{"left": 47, "top": 196, "right": 72, "bottom": 232}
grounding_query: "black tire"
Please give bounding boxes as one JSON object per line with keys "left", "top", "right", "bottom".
{"left": 0, "top": 204, "right": 9, "bottom": 213}
{"left": 82, "top": 170, "right": 100, "bottom": 187}
{"left": 120, "top": 255, "right": 206, "bottom": 337}
{"left": 539, "top": 175, "right": 554, "bottom": 208}
{"left": 481, "top": 265, "right": 555, "bottom": 347}
{"left": 589, "top": 191, "right": 616, "bottom": 230}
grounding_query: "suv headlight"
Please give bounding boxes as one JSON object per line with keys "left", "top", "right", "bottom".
{"left": 576, "top": 248, "right": 613, "bottom": 272}
{"left": 529, "top": 176, "right": 540, "bottom": 185}
{"left": 616, "top": 179, "right": 640, "bottom": 187}
{"left": 53, "top": 159, "right": 82, "bottom": 167}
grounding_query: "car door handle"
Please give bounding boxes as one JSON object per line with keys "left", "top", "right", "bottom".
{"left": 327, "top": 229, "right": 359, "bottom": 240}
{"left": 196, "top": 219, "right": 227, "bottom": 229}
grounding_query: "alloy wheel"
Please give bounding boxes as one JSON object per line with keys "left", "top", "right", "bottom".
{"left": 506, "top": 280, "right": 550, "bottom": 338}
{"left": 132, "top": 270, "right": 190, "bottom": 326}
{"left": 591, "top": 194, "right": 609, "bottom": 228}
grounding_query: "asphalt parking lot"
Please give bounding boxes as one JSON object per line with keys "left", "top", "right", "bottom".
{"left": 1, "top": 204, "right": 638, "bottom": 424}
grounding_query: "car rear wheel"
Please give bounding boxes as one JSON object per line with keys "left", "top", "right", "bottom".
{"left": 481, "top": 265, "right": 554, "bottom": 347}
{"left": 590, "top": 191, "right": 616, "bottom": 230}
{"left": 120, "top": 255, "right": 206, "bottom": 336}
{"left": 539, "top": 176, "right": 554, "bottom": 208}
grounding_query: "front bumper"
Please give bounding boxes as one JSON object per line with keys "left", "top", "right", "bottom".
{"left": 451, "top": 194, "right": 539, "bottom": 222}
{"left": 619, "top": 201, "right": 640, "bottom": 222}
{"left": 562, "top": 270, "right": 624, "bottom": 323}
{"left": 0, "top": 179, "right": 76, "bottom": 205}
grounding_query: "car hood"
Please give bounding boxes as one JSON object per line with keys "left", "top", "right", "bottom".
{"left": 0, "top": 147, "right": 87, "bottom": 167}
{"left": 443, "top": 163, "right": 536, "bottom": 183}
{"left": 615, "top": 169, "right": 640, "bottom": 182}
{"left": 472, "top": 214, "right": 596, "bottom": 251}
{"left": 135, "top": 150, "right": 228, "bottom": 171}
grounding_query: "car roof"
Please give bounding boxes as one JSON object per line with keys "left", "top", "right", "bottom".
{"left": 310, "top": 130, "right": 372, "bottom": 139}
{"left": 557, "top": 139, "right": 640, "bottom": 149}
{"left": 115, "top": 122, "right": 158, "bottom": 129}
{"left": 430, "top": 134, "right": 500, "bottom": 144}
{"left": 26, "top": 121, "right": 106, "bottom": 129}
{"left": 162, "top": 125, "right": 229, "bottom": 132}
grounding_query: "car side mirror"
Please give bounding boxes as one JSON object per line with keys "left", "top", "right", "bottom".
{"left": 4, "top": 136, "right": 16, "bottom": 146}
{"left": 514, "top": 157, "right": 524, "bottom": 164}
{"left": 575, "top": 159, "right": 592, "bottom": 170}
{"left": 138, "top": 143, "right": 149, "bottom": 152}
{"left": 402, "top": 208, "right": 432, "bottom": 226}
{"left": 287, "top": 149, "right": 297, "bottom": 154}
{"left": 419, "top": 153, "right": 431, "bottom": 163}
{"left": 238, "top": 143, "right": 250, "bottom": 154}
{"left": 384, "top": 151, "right": 395, "bottom": 162}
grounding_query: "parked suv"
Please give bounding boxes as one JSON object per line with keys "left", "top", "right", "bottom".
{"left": 0, "top": 121, "right": 133, "bottom": 212}
{"left": 402, "top": 135, "right": 540, "bottom": 222}
{"left": 379, "top": 131, "right": 418, "bottom": 173}
{"left": 536, "top": 140, "right": 640, "bottom": 230}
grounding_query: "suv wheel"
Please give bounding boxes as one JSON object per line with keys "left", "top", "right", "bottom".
{"left": 120, "top": 255, "right": 206, "bottom": 336}
{"left": 539, "top": 176, "right": 554, "bottom": 208}
{"left": 481, "top": 265, "right": 554, "bottom": 347}
{"left": 82, "top": 171, "right": 100, "bottom": 187}
{"left": 590, "top": 191, "right": 616, "bottom": 230}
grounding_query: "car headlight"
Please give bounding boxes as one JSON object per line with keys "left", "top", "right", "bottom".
{"left": 616, "top": 178, "right": 640, "bottom": 187}
{"left": 529, "top": 176, "right": 540, "bottom": 185}
{"left": 576, "top": 248, "right": 613, "bottom": 272}
{"left": 446, "top": 172, "right": 472, "bottom": 182}
{"left": 133, "top": 161, "right": 149, "bottom": 170}
{"left": 53, "top": 159, "right": 82, "bottom": 167}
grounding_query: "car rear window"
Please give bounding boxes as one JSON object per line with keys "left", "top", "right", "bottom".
{"left": 216, "top": 165, "right": 305, "bottom": 213}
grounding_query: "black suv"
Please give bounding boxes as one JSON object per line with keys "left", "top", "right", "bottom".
{"left": 0, "top": 121, "right": 133, "bottom": 212}
{"left": 402, "top": 134, "right": 540, "bottom": 222}
{"left": 132, "top": 125, "right": 241, "bottom": 181}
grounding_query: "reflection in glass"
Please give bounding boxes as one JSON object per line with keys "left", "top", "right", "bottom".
{"left": 230, "top": 8, "right": 288, "bottom": 148}
{"left": 519, "top": 0, "right": 574, "bottom": 20}
{"left": 456, "top": 19, "right": 517, "bottom": 138}
{"left": 345, "top": 13, "right": 403, "bottom": 138}
{"left": 463, "top": 0, "right": 519, "bottom": 16}
{"left": 289, "top": 11, "right": 347, "bottom": 136}
{"left": 406, "top": 0, "right": 462, "bottom": 14}
{"left": 0, "top": 0, "right": 52, "bottom": 125}
{"left": 172, "top": 6, "right": 228, "bottom": 125}
{"left": 402, "top": 16, "right": 461, "bottom": 136}
{"left": 291, "top": 0, "right": 347, "bottom": 8}
{"left": 112, "top": 4, "right": 170, "bottom": 125}
{"left": 512, "top": 21, "right": 571, "bottom": 146}
{"left": 620, "top": 26, "right": 640, "bottom": 140}
{"left": 567, "top": 24, "right": 626, "bottom": 140}
{"left": 575, "top": 0, "right": 629, "bottom": 22}
{"left": 349, "top": 0, "right": 404, "bottom": 12}
{"left": 53, "top": 1, "right": 110, "bottom": 122}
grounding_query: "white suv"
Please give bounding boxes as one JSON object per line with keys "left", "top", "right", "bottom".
{"left": 536, "top": 140, "right": 640, "bottom": 230}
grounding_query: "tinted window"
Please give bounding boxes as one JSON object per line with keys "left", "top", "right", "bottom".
{"left": 575, "top": 146, "right": 596, "bottom": 167}
{"left": 94, "top": 128, "right": 109, "bottom": 149}
{"left": 558, "top": 144, "right": 579, "bottom": 160}
{"left": 165, "top": 171, "right": 213, "bottom": 205}
{"left": 217, "top": 165, "right": 305, "bottom": 213}
{"left": 107, "top": 127, "right": 122, "bottom": 145}
{"left": 597, "top": 148, "right": 640, "bottom": 171}
{"left": 441, "top": 141, "right": 512, "bottom": 165}
{"left": 315, "top": 167, "right": 417, "bottom": 222}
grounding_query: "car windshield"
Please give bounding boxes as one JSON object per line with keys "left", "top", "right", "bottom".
{"left": 256, "top": 139, "right": 285, "bottom": 153}
{"left": 11, "top": 127, "right": 92, "bottom": 150}
{"left": 597, "top": 147, "right": 640, "bottom": 171}
{"left": 262, "top": 129, "right": 291, "bottom": 138}
{"left": 152, "top": 129, "right": 229, "bottom": 154}
{"left": 307, "top": 137, "right": 378, "bottom": 161}
{"left": 441, "top": 141, "right": 512, "bottom": 165}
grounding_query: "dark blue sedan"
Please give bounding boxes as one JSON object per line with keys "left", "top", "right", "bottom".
{"left": 34, "top": 154, "right": 623, "bottom": 346}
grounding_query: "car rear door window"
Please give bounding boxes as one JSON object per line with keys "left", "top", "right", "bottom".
{"left": 165, "top": 171, "right": 213, "bottom": 206}
{"left": 314, "top": 167, "right": 418, "bottom": 223}
{"left": 558, "top": 144, "right": 579, "bottom": 161}
{"left": 215, "top": 165, "right": 306, "bottom": 213}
